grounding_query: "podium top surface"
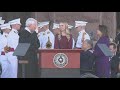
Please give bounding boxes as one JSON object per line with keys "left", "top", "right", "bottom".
{"left": 38, "top": 49, "right": 82, "bottom": 53}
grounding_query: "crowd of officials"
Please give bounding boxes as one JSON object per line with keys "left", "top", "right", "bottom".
{"left": 0, "top": 17, "right": 120, "bottom": 78}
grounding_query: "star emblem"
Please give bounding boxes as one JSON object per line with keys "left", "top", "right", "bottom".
{"left": 58, "top": 56, "right": 63, "bottom": 63}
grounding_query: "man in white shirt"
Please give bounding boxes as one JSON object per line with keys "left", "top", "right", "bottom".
{"left": 7, "top": 18, "right": 21, "bottom": 78}
{"left": 38, "top": 21, "right": 55, "bottom": 49}
{"left": 68, "top": 24, "right": 75, "bottom": 49}
{"left": 37, "top": 22, "right": 44, "bottom": 38}
{"left": 75, "top": 21, "right": 90, "bottom": 49}
{"left": 52, "top": 23, "right": 60, "bottom": 35}
{"left": 0, "top": 19, "right": 5, "bottom": 37}
{"left": 0, "top": 23, "right": 11, "bottom": 78}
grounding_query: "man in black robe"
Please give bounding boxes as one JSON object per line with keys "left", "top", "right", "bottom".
{"left": 18, "top": 18, "right": 40, "bottom": 78}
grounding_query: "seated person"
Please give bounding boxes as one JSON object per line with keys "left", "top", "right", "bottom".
{"left": 109, "top": 42, "right": 120, "bottom": 78}
{"left": 80, "top": 39, "right": 95, "bottom": 75}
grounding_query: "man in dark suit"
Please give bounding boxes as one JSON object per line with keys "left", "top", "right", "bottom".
{"left": 115, "top": 29, "right": 120, "bottom": 53}
{"left": 80, "top": 39, "right": 96, "bottom": 77}
{"left": 109, "top": 42, "right": 120, "bottom": 78}
{"left": 18, "top": 18, "right": 40, "bottom": 78}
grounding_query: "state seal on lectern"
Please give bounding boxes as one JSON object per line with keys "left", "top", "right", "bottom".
{"left": 53, "top": 53, "right": 68, "bottom": 68}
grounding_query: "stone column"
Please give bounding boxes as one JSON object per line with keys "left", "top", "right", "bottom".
{"left": 99, "top": 12, "right": 103, "bottom": 25}
{"left": 102, "top": 12, "right": 116, "bottom": 39}
{"left": 113, "top": 12, "right": 117, "bottom": 38}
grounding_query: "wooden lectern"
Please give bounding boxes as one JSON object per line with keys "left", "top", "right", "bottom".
{"left": 13, "top": 43, "right": 30, "bottom": 78}
{"left": 38, "top": 49, "right": 82, "bottom": 78}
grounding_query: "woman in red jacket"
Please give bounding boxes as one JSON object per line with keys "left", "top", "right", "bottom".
{"left": 54, "top": 22, "right": 73, "bottom": 49}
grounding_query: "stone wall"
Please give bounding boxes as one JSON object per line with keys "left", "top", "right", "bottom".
{"left": 34, "top": 12, "right": 116, "bottom": 40}
{"left": 34, "top": 12, "right": 99, "bottom": 41}
{"left": 102, "top": 12, "right": 116, "bottom": 39}
{"left": 0, "top": 12, "right": 116, "bottom": 40}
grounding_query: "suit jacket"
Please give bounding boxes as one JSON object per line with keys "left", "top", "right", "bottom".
{"left": 115, "top": 32, "right": 120, "bottom": 53}
{"left": 110, "top": 53, "right": 120, "bottom": 78}
{"left": 80, "top": 48, "right": 95, "bottom": 74}
{"left": 115, "top": 32, "right": 120, "bottom": 44}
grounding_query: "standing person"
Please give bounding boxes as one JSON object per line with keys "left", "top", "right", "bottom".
{"left": 37, "top": 22, "right": 44, "bottom": 49}
{"left": 54, "top": 22, "right": 73, "bottom": 49}
{"left": 0, "top": 19, "right": 5, "bottom": 77}
{"left": 68, "top": 24, "right": 75, "bottom": 49}
{"left": 0, "top": 23, "right": 11, "bottom": 78}
{"left": 7, "top": 18, "right": 21, "bottom": 78}
{"left": 0, "top": 29, "right": 2, "bottom": 36}
{"left": 37, "top": 22, "right": 44, "bottom": 42}
{"left": 52, "top": 23, "right": 60, "bottom": 35}
{"left": 18, "top": 18, "right": 40, "bottom": 78}
{"left": 68, "top": 24, "right": 73, "bottom": 30}
{"left": 115, "top": 29, "right": 120, "bottom": 54}
{"left": 0, "top": 29, "right": 2, "bottom": 37}
{"left": 109, "top": 43, "right": 120, "bottom": 78}
{"left": 38, "top": 21, "right": 54, "bottom": 49}
{"left": 37, "top": 22, "right": 44, "bottom": 37}
{"left": 93, "top": 25, "right": 110, "bottom": 78}
{"left": 75, "top": 21, "right": 90, "bottom": 49}
{"left": 0, "top": 19, "right": 5, "bottom": 37}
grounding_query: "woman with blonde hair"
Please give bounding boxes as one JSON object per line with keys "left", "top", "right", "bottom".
{"left": 54, "top": 22, "right": 73, "bottom": 49}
